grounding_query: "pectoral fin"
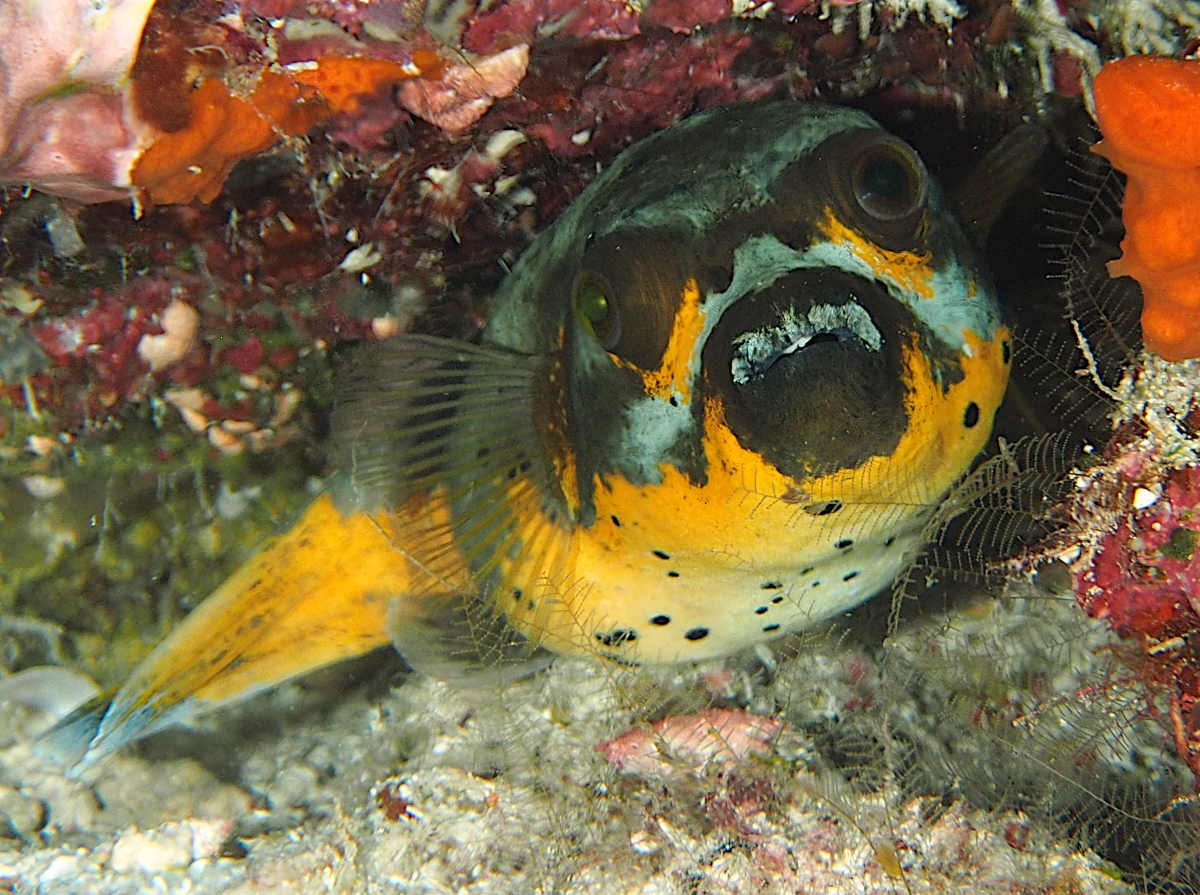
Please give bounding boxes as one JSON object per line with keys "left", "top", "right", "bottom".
{"left": 950, "top": 123, "right": 1049, "bottom": 245}
{"left": 43, "top": 492, "right": 416, "bottom": 769}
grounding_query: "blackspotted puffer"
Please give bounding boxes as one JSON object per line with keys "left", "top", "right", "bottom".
{"left": 49, "top": 102, "right": 1010, "bottom": 768}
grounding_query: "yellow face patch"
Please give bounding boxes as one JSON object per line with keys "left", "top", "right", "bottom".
{"left": 609, "top": 278, "right": 706, "bottom": 403}
{"left": 801, "top": 327, "right": 1011, "bottom": 506}
{"left": 819, "top": 209, "right": 937, "bottom": 299}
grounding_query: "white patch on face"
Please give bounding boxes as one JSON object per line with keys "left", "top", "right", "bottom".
{"left": 796, "top": 239, "right": 998, "bottom": 354}
{"left": 620, "top": 397, "right": 691, "bottom": 483}
{"left": 730, "top": 302, "right": 882, "bottom": 385}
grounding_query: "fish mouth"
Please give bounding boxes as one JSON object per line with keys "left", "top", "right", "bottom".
{"left": 703, "top": 268, "right": 914, "bottom": 479}
{"left": 729, "top": 300, "right": 884, "bottom": 385}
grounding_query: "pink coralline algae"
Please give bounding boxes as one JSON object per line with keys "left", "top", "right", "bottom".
{"left": 1076, "top": 468, "right": 1200, "bottom": 636}
{"left": 463, "top": 0, "right": 824, "bottom": 52}
{"left": 397, "top": 45, "right": 530, "bottom": 133}
{"left": 0, "top": 0, "right": 156, "bottom": 202}
{"left": 237, "top": 0, "right": 424, "bottom": 37}
{"left": 512, "top": 29, "right": 782, "bottom": 159}
{"left": 643, "top": 0, "right": 735, "bottom": 34}
{"left": 598, "top": 708, "right": 784, "bottom": 780}
{"left": 462, "top": 0, "right": 642, "bottom": 52}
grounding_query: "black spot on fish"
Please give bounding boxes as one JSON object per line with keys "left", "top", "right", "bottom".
{"left": 512, "top": 588, "right": 523, "bottom": 602}
{"left": 762, "top": 624, "right": 780, "bottom": 632}
{"left": 771, "top": 596, "right": 784, "bottom": 604}
{"left": 761, "top": 581, "right": 783, "bottom": 590}
{"left": 800, "top": 567, "right": 814, "bottom": 575}
{"left": 595, "top": 629, "right": 639, "bottom": 647}
{"left": 685, "top": 627, "right": 709, "bottom": 641}
{"left": 669, "top": 395, "right": 679, "bottom": 407}
{"left": 651, "top": 615, "right": 671, "bottom": 626}
{"left": 835, "top": 539, "right": 853, "bottom": 549}
{"left": 1002, "top": 339, "right": 1011, "bottom": 364}
{"left": 653, "top": 550, "right": 670, "bottom": 560}
{"left": 602, "top": 653, "right": 642, "bottom": 667}
{"left": 806, "top": 501, "right": 842, "bottom": 516}
{"left": 884, "top": 536, "right": 896, "bottom": 547}
{"left": 843, "top": 571, "right": 859, "bottom": 581}
{"left": 812, "top": 581, "right": 821, "bottom": 588}
{"left": 964, "top": 401, "right": 980, "bottom": 428}
{"left": 755, "top": 606, "right": 768, "bottom": 615}
{"left": 611, "top": 515, "right": 621, "bottom": 526}
{"left": 667, "top": 570, "right": 680, "bottom": 578}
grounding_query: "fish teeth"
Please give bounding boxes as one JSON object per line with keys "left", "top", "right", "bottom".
{"left": 730, "top": 301, "right": 882, "bottom": 384}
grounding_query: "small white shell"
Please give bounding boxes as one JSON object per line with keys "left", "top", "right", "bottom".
{"left": 0, "top": 665, "right": 100, "bottom": 719}
{"left": 1132, "top": 486, "right": 1159, "bottom": 510}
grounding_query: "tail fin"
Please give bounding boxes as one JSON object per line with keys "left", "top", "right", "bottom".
{"left": 40, "top": 492, "right": 416, "bottom": 770}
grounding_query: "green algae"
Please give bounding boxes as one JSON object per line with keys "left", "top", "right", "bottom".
{"left": 0, "top": 383, "right": 332, "bottom": 687}
{"left": 1160, "top": 525, "right": 1197, "bottom": 562}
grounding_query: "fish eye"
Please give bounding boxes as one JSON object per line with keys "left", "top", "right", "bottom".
{"left": 851, "top": 141, "right": 927, "bottom": 222}
{"left": 572, "top": 271, "right": 621, "bottom": 348}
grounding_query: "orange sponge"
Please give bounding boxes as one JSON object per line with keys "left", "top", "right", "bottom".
{"left": 291, "top": 52, "right": 442, "bottom": 113}
{"left": 1093, "top": 55, "right": 1200, "bottom": 360}
{"left": 132, "top": 54, "right": 438, "bottom": 205}
{"left": 132, "top": 73, "right": 325, "bottom": 205}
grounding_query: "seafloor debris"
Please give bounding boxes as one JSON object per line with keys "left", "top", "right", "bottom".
{"left": 1039, "top": 355, "right": 1200, "bottom": 785}
{"left": 598, "top": 708, "right": 785, "bottom": 780}
{"left": 0, "top": 650, "right": 1141, "bottom": 893}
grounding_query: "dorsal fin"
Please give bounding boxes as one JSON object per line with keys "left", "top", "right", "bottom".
{"left": 950, "top": 124, "right": 1050, "bottom": 245}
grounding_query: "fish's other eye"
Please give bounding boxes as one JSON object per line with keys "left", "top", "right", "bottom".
{"left": 851, "top": 141, "right": 927, "bottom": 222}
{"left": 573, "top": 271, "right": 621, "bottom": 348}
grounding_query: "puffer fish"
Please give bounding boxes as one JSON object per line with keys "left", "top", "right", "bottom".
{"left": 47, "top": 101, "right": 1021, "bottom": 769}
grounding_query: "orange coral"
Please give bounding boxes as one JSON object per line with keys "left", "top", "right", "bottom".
{"left": 128, "top": 42, "right": 528, "bottom": 206}
{"left": 1093, "top": 55, "right": 1200, "bottom": 360}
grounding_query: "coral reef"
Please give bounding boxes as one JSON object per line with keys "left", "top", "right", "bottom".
{"left": 1042, "top": 355, "right": 1200, "bottom": 784}
{"left": 0, "top": 0, "right": 526, "bottom": 206}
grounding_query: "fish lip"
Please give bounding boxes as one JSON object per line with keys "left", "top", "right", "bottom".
{"left": 729, "top": 292, "right": 886, "bottom": 384}
{"left": 721, "top": 271, "right": 895, "bottom": 386}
